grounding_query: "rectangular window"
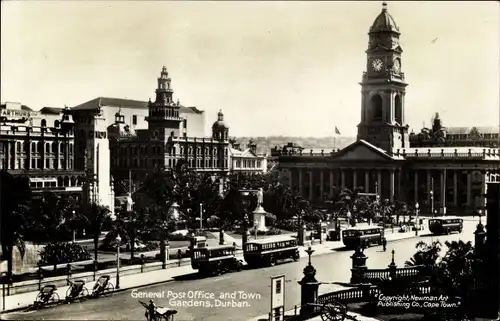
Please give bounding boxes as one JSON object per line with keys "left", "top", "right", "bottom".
{"left": 132, "top": 115, "right": 137, "bottom": 125}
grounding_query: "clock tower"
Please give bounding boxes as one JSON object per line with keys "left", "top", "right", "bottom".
{"left": 357, "top": 2, "right": 409, "bottom": 153}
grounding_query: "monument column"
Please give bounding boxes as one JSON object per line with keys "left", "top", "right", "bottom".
{"left": 353, "top": 170, "right": 358, "bottom": 190}
{"left": 453, "top": 170, "right": 458, "bottom": 206}
{"left": 319, "top": 170, "right": 324, "bottom": 200}
{"left": 329, "top": 170, "right": 334, "bottom": 196}
{"left": 364, "top": 171, "right": 369, "bottom": 193}
{"left": 341, "top": 171, "right": 346, "bottom": 188}
{"left": 467, "top": 171, "right": 472, "bottom": 208}
{"left": 309, "top": 170, "right": 313, "bottom": 202}
{"left": 389, "top": 169, "right": 395, "bottom": 202}
{"left": 414, "top": 170, "right": 419, "bottom": 205}
{"left": 298, "top": 168, "right": 303, "bottom": 197}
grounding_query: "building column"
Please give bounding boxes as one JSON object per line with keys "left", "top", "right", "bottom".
{"left": 319, "top": 170, "right": 324, "bottom": 200}
{"left": 453, "top": 170, "right": 458, "bottom": 206}
{"left": 414, "top": 170, "right": 419, "bottom": 205}
{"left": 364, "top": 171, "right": 369, "bottom": 193}
{"left": 353, "top": 170, "right": 357, "bottom": 190}
{"left": 308, "top": 170, "right": 313, "bottom": 202}
{"left": 298, "top": 168, "right": 303, "bottom": 197}
{"left": 440, "top": 169, "right": 446, "bottom": 214}
{"left": 341, "top": 171, "right": 346, "bottom": 188}
{"left": 466, "top": 171, "right": 472, "bottom": 208}
{"left": 5, "top": 141, "right": 10, "bottom": 169}
{"left": 389, "top": 169, "right": 395, "bottom": 202}
{"left": 329, "top": 170, "right": 334, "bottom": 196}
{"left": 426, "top": 170, "right": 431, "bottom": 208}
{"left": 288, "top": 169, "right": 293, "bottom": 187}
{"left": 480, "top": 170, "right": 487, "bottom": 212}
{"left": 377, "top": 170, "right": 382, "bottom": 198}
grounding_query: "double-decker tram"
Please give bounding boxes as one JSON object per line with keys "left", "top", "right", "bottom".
{"left": 244, "top": 235, "right": 300, "bottom": 268}
{"left": 428, "top": 216, "right": 463, "bottom": 235}
{"left": 342, "top": 226, "right": 384, "bottom": 249}
{"left": 190, "top": 245, "right": 243, "bottom": 277}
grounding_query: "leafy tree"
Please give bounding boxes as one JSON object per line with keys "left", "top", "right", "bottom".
{"left": 405, "top": 240, "right": 476, "bottom": 299}
{"left": 0, "top": 171, "right": 32, "bottom": 280}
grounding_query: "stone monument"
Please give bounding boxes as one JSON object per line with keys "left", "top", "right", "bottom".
{"left": 252, "top": 188, "right": 268, "bottom": 231}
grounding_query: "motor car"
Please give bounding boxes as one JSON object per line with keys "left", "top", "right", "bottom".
{"left": 171, "top": 229, "right": 190, "bottom": 237}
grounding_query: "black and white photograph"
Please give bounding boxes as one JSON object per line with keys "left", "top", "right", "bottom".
{"left": 1, "top": 1, "right": 499, "bottom": 321}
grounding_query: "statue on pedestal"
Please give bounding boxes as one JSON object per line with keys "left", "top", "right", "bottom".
{"left": 126, "top": 192, "right": 134, "bottom": 212}
{"left": 253, "top": 188, "right": 267, "bottom": 232}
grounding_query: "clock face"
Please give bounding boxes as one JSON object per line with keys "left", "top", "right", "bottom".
{"left": 372, "top": 59, "right": 383, "bottom": 72}
{"left": 392, "top": 59, "right": 401, "bottom": 73}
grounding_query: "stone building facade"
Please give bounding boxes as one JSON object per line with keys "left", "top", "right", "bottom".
{"left": 0, "top": 102, "right": 84, "bottom": 197}
{"left": 107, "top": 67, "right": 231, "bottom": 180}
{"left": 275, "top": 3, "right": 500, "bottom": 215}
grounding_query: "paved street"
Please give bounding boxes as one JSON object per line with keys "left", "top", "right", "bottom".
{"left": 2, "top": 221, "right": 477, "bottom": 321}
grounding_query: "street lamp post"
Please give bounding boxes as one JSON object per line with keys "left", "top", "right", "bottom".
{"left": 115, "top": 235, "right": 121, "bottom": 289}
{"left": 479, "top": 209, "right": 483, "bottom": 224}
{"left": 199, "top": 203, "right": 203, "bottom": 231}
{"left": 430, "top": 177, "right": 435, "bottom": 216}
{"left": 72, "top": 210, "right": 76, "bottom": 242}
{"left": 415, "top": 203, "right": 420, "bottom": 236}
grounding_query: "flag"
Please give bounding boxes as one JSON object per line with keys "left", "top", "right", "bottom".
{"left": 334, "top": 126, "right": 341, "bottom": 135}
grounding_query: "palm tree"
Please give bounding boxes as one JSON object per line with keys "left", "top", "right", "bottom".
{"left": 83, "top": 203, "right": 112, "bottom": 262}
{"left": 405, "top": 240, "right": 442, "bottom": 267}
{"left": 29, "top": 192, "right": 77, "bottom": 243}
{"left": 0, "top": 171, "right": 32, "bottom": 282}
{"left": 336, "top": 187, "right": 363, "bottom": 226}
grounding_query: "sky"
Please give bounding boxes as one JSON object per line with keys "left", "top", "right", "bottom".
{"left": 1, "top": 1, "right": 499, "bottom": 137}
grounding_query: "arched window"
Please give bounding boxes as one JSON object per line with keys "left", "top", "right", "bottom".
{"left": 52, "top": 142, "right": 57, "bottom": 153}
{"left": 371, "top": 94, "right": 383, "bottom": 120}
{"left": 41, "top": 119, "right": 47, "bottom": 127}
{"left": 31, "top": 142, "right": 36, "bottom": 153}
{"left": 64, "top": 176, "right": 70, "bottom": 187}
{"left": 37, "top": 142, "right": 42, "bottom": 153}
{"left": 54, "top": 120, "right": 60, "bottom": 128}
{"left": 45, "top": 143, "right": 50, "bottom": 154}
{"left": 395, "top": 94, "right": 402, "bottom": 125}
{"left": 57, "top": 177, "right": 63, "bottom": 187}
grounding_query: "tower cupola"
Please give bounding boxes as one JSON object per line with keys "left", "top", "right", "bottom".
{"left": 212, "top": 110, "right": 229, "bottom": 141}
{"left": 369, "top": 2, "right": 400, "bottom": 34}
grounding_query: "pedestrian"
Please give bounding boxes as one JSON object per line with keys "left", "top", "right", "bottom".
{"left": 382, "top": 237, "right": 387, "bottom": 252}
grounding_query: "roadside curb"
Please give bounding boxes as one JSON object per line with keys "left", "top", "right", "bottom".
{"left": 1, "top": 278, "right": 179, "bottom": 314}
{"left": 1, "top": 232, "right": 420, "bottom": 315}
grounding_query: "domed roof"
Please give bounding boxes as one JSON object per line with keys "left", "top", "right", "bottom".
{"left": 212, "top": 110, "right": 229, "bottom": 130}
{"left": 370, "top": 2, "right": 399, "bottom": 34}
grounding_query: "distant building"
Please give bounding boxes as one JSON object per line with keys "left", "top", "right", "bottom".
{"left": 275, "top": 3, "right": 500, "bottom": 215}
{"left": 229, "top": 139, "right": 267, "bottom": 174}
{"left": 0, "top": 102, "right": 83, "bottom": 197}
{"left": 410, "top": 113, "right": 499, "bottom": 148}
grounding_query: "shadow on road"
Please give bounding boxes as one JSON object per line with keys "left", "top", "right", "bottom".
{"left": 332, "top": 246, "right": 351, "bottom": 252}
